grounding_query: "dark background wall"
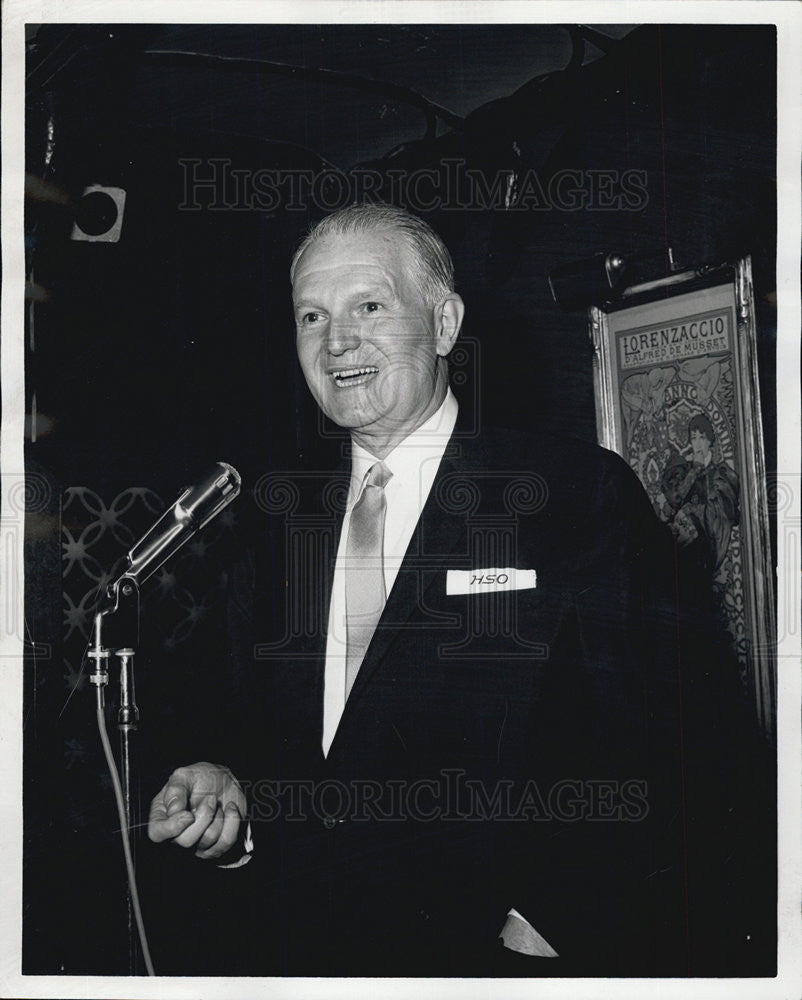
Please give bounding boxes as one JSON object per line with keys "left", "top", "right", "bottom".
{"left": 22, "top": 23, "right": 777, "bottom": 974}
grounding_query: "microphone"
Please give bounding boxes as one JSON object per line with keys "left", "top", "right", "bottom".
{"left": 109, "top": 462, "right": 241, "bottom": 592}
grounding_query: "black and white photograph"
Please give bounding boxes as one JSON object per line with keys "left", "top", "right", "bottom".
{"left": 2, "top": 2, "right": 800, "bottom": 996}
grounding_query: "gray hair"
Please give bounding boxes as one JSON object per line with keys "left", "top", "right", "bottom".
{"left": 289, "top": 203, "right": 455, "bottom": 309}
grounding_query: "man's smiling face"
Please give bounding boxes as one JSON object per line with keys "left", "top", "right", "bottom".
{"left": 292, "top": 228, "right": 458, "bottom": 453}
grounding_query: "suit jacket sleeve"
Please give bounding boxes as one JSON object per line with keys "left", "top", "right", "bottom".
{"left": 495, "top": 448, "right": 690, "bottom": 975}
{"left": 497, "top": 446, "right": 769, "bottom": 976}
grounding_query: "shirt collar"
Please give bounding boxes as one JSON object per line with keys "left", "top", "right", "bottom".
{"left": 348, "top": 389, "right": 459, "bottom": 504}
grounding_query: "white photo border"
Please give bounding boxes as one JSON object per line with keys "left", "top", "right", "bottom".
{"left": 2, "top": 3, "right": 799, "bottom": 998}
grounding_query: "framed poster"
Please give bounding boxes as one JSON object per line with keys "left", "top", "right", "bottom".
{"left": 590, "top": 257, "right": 776, "bottom": 739}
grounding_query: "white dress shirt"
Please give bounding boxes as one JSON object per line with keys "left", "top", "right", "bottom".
{"left": 321, "top": 388, "right": 459, "bottom": 756}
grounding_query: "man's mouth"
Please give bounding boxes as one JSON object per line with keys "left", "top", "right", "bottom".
{"left": 330, "top": 366, "right": 379, "bottom": 388}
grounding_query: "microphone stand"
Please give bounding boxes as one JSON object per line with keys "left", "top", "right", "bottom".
{"left": 88, "top": 574, "right": 142, "bottom": 975}
{"left": 85, "top": 461, "right": 241, "bottom": 974}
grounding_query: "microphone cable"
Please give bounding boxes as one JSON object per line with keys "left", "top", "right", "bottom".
{"left": 95, "top": 684, "right": 156, "bottom": 976}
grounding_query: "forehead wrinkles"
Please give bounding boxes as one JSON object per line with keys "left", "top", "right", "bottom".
{"left": 293, "top": 232, "right": 417, "bottom": 296}
{"left": 294, "top": 262, "right": 394, "bottom": 294}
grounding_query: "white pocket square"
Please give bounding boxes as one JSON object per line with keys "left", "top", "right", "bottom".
{"left": 446, "top": 568, "right": 537, "bottom": 596}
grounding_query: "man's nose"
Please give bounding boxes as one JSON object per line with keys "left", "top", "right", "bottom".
{"left": 326, "top": 319, "right": 360, "bottom": 355}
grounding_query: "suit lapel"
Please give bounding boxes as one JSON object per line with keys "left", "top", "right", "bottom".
{"left": 256, "top": 461, "right": 347, "bottom": 767}
{"left": 327, "top": 448, "right": 468, "bottom": 743}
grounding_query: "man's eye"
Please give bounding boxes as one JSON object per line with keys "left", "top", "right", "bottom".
{"left": 301, "top": 311, "right": 323, "bottom": 324}
{"left": 361, "top": 302, "right": 382, "bottom": 314}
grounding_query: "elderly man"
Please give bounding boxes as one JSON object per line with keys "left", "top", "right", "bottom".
{"left": 147, "top": 205, "right": 704, "bottom": 976}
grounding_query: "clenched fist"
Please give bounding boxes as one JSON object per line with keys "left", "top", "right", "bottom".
{"left": 147, "top": 762, "right": 246, "bottom": 860}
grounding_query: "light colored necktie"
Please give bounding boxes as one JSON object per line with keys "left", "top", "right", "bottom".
{"left": 345, "top": 461, "right": 392, "bottom": 699}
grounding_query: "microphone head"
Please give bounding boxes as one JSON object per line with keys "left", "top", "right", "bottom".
{"left": 120, "top": 461, "right": 242, "bottom": 588}
{"left": 181, "top": 462, "right": 242, "bottom": 529}
{"left": 216, "top": 461, "right": 242, "bottom": 488}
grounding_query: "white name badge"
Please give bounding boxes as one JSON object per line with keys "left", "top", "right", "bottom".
{"left": 446, "top": 568, "right": 537, "bottom": 596}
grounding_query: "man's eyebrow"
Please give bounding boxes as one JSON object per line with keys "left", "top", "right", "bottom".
{"left": 293, "top": 284, "right": 396, "bottom": 310}
{"left": 344, "top": 283, "right": 396, "bottom": 301}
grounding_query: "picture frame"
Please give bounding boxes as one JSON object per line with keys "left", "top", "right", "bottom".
{"left": 589, "top": 257, "right": 776, "bottom": 739}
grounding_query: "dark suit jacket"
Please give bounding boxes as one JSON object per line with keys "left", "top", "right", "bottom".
{"left": 143, "top": 412, "right": 773, "bottom": 977}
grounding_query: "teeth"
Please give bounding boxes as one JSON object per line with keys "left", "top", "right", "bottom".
{"left": 333, "top": 366, "right": 378, "bottom": 378}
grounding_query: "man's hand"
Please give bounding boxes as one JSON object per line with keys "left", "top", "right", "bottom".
{"left": 147, "top": 762, "right": 246, "bottom": 860}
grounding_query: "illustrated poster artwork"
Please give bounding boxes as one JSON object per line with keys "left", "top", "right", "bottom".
{"left": 619, "top": 310, "right": 744, "bottom": 656}
{"left": 591, "top": 266, "right": 775, "bottom": 732}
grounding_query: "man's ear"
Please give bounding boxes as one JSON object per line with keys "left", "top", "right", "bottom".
{"left": 434, "top": 293, "right": 465, "bottom": 358}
